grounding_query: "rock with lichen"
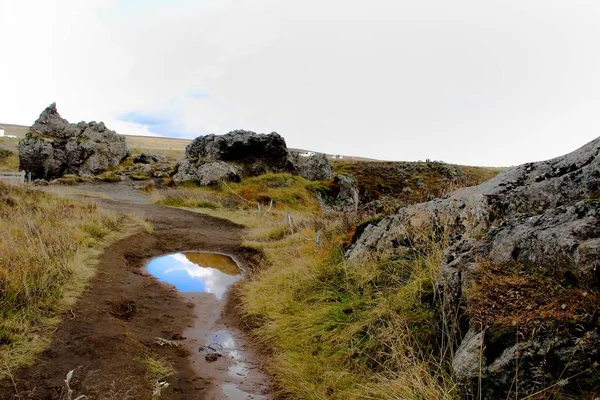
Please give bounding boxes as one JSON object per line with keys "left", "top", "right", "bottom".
{"left": 347, "top": 135, "right": 600, "bottom": 398}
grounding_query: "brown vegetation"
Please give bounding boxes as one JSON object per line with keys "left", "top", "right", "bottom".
{"left": 466, "top": 261, "right": 600, "bottom": 338}
{"left": 333, "top": 160, "right": 502, "bottom": 204}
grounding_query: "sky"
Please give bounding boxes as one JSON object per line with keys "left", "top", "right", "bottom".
{"left": 1, "top": 0, "right": 599, "bottom": 166}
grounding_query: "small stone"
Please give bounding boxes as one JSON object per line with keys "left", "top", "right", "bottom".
{"left": 205, "top": 353, "right": 223, "bottom": 363}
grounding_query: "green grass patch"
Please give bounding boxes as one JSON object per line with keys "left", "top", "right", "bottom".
{"left": 97, "top": 171, "right": 122, "bottom": 182}
{"left": 159, "top": 173, "right": 323, "bottom": 212}
{"left": 224, "top": 173, "right": 322, "bottom": 211}
{"left": 238, "top": 214, "right": 457, "bottom": 399}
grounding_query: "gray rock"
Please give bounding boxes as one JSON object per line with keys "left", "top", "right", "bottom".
{"left": 185, "top": 130, "right": 292, "bottom": 176}
{"left": 173, "top": 160, "right": 241, "bottom": 186}
{"left": 347, "top": 135, "right": 600, "bottom": 397}
{"left": 19, "top": 103, "right": 130, "bottom": 180}
{"left": 452, "top": 329, "right": 486, "bottom": 381}
{"left": 133, "top": 153, "right": 166, "bottom": 164}
{"left": 316, "top": 174, "right": 359, "bottom": 211}
{"left": 32, "top": 179, "right": 49, "bottom": 186}
{"left": 138, "top": 164, "right": 152, "bottom": 174}
{"left": 178, "top": 130, "right": 335, "bottom": 185}
{"left": 288, "top": 152, "right": 335, "bottom": 181}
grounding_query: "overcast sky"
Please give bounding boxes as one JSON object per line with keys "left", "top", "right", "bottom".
{"left": 1, "top": 0, "right": 599, "bottom": 166}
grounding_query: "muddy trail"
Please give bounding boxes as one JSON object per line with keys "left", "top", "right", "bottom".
{"left": 0, "top": 183, "right": 272, "bottom": 400}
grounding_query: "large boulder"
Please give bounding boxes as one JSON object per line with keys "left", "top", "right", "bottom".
{"left": 347, "top": 136, "right": 600, "bottom": 398}
{"left": 177, "top": 130, "right": 335, "bottom": 186}
{"left": 288, "top": 152, "right": 335, "bottom": 181}
{"left": 19, "top": 103, "right": 130, "bottom": 180}
{"left": 185, "top": 130, "right": 292, "bottom": 176}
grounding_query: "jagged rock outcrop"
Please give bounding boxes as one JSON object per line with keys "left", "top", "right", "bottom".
{"left": 347, "top": 136, "right": 600, "bottom": 398}
{"left": 288, "top": 152, "right": 335, "bottom": 181}
{"left": 177, "top": 130, "right": 335, "bottom": 185}
{"left": 19, "top": 103, "right": 130, "bottom": 180}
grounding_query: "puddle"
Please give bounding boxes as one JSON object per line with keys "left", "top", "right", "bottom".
{"left": 147, "top": 252, "right": 270, "bottom": 398}
{"left": 222, "top": 383, "right": 267, "bottom": 400}
{"left": 200, "top": 330, "right": 250, "bottom": 378}
{"left": 147, "top": 252, "right": 242, "bottom": 299}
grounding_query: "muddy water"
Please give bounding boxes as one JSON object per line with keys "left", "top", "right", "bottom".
{"left": 147, "top": 252, "right": 270, "bottom": 399}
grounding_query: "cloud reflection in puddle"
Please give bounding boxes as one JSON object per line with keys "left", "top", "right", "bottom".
{"left": 147, "top": 252, "right": 242, "bottom": 299}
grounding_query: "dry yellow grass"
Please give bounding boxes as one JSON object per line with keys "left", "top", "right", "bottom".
{"left": 0, "top": 148, "right": 20, "bottom": 172}
{"left": 124, "top": 135, "right": 190, "bottom": 161}
{"left": 0, "top": 183, "right": 145, "bottom": 377}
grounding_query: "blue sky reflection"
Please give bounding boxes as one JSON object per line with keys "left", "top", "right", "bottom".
{"left": 147, "top": 253, "right": 241, "bottom": 299}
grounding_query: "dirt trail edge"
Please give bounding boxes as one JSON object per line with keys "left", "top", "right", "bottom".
{"left": 0, "top": 189, "right": 273, "bottom": 400}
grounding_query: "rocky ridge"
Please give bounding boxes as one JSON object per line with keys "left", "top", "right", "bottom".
{"left": 347, "top": 136, "right": 600, "bottom": 398}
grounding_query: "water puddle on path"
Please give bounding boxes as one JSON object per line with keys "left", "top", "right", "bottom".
{"left": 222, "top": 383, "right": 267, "bottom": 400}
{"left": 201, "top": 330, "right": 250, "bottom": 378}
{"left": 147, "top": 252, "right": 242, "bottom": 299}
{"left": 147, "top": 252, "right": 271, "bottom": 399}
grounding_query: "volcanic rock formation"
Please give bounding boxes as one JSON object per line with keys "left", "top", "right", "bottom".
{"left": 175, "top": 130, "right": 335, "bottom": 185}
{"left": 19, "top": 103, "right": 130, "bottom": 180}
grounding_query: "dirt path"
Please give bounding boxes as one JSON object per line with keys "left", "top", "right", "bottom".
{"left": 0, "top": 183, "right": 272, "bottom": 400}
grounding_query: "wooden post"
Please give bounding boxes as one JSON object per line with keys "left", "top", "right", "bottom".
{"left": 286, "top": 211, "right": 294, "bottom": 234}
{"left": 316, "top": 230, "right": 322, "bottom": 249}
{"left": 20, "top": 170, "right": 25, "bottom": 184}
{"left": 27, "top": 171, "right": 32, "bottom": 183}
{"left": 258, "top": 202, "right": 264, "bottom": 216}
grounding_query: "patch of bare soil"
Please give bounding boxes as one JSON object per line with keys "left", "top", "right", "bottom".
{"left": 0, "top": 184, "right": 272, "bottom": 399}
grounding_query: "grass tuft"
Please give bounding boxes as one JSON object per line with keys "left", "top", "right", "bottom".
{"left": 143, "top": 354, "right": 175, "bottom": 382}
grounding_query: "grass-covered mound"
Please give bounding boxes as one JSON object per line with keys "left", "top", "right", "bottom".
{"left": 158, "top": 173, "right": 323, "bottom": 212}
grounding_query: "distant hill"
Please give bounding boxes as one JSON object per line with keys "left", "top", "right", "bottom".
{"left": 0, "top": 123, "right": 29, "bottom": 139}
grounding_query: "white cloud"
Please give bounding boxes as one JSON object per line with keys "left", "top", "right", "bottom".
{"left": 164, "top": 253, "right": 240, "bottom": 299}
{"left": 1, "top": 0, "right": 599, "bottom": 165}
